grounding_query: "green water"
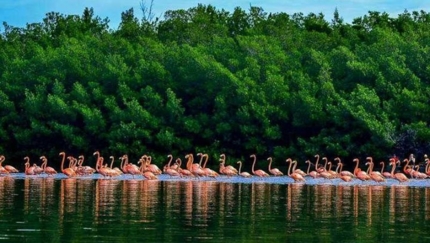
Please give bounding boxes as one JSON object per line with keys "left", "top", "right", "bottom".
{"left": 0, "top": 175, "right": 430, "bottom": 242}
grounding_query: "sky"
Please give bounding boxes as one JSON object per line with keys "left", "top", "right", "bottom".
{"left": 0, "top": 0, "right": 429, "bottom": 30}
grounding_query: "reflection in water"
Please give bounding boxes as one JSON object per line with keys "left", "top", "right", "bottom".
{"left": 0, "top": 177, "right": 16, "bottom": 216}
{"left": 94, "top": 179, "right": 121, "bottom": 222}
{"left": 5, "top": 178, "right": 430, "bottom": 242}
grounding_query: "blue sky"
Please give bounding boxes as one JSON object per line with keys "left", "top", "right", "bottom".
{"left": 0, "top": 0, "right": 428, "bottom": 30}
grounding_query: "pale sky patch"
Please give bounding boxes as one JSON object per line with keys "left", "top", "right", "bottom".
{"left": 0, "top": 0, "right": 428, "bottom": 30}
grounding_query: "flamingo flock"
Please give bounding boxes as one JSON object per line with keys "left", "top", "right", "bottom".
{"left": 0, "top": 152, "right": 428, "bottom": 185}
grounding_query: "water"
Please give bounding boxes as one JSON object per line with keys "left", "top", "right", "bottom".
{"left": 0, "top": 174, "right": 430, "bottom": 242}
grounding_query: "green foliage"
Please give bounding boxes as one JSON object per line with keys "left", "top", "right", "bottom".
{"left": 1, "top": 6, "right": 430, "bottom": 169}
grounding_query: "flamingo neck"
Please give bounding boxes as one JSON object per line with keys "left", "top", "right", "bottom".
{"left": 203, "top": 154, "right": 209, "bottom": 168}
{"left": 390, "top": 160, "right": 396, "bottom": 176}
{"left": 403, "top": 159, "right": 410, "bottom": 174}
{"left": 353, "top": 160, "right": 359, "bottom": 175}
{"left": 306, "top": 161, "right": 311, "bottom": 174}
{"left": 167, "top": 155, "right": 173, "bottom": 167}
{"left": 287, "top": 160, "right": 292, "bottom": 176}
{"left": 251, "top": 156, "right": 256, "bottom": 173}
{"left": 314, "top": 155, "right": 320, "bottom": 171}
{"left": 110, "top": 157, "right": 115, "bottom": 169}
{"left": 60, "top": 153, "right": 66, "bottom": 171}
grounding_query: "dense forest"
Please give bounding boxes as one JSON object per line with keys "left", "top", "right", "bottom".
{"left": 1, "top": 4, "right": 430, "bottom": 171}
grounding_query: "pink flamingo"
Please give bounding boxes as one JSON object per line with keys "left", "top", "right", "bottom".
{"left": 267, "top": 157, "right": 283, "bottom": 176}
{"left": 40, "top": 156, "right": 57, "bottom": 176}
{"left": 108, "top": 156, "right": 123, "bottom": 176}
{"left": 353, "top": 158, "right": 370, "bottom": 181}
{"left": 286, "top": 158, "right": 305, "bottom": 182}
{"left": 250, "top": 154, "right": 269, "bottom": 178}
{"left": 334, "top": 157, "right": 354, "bottom": 178}
{"left": 163, "top": 155, "right": 181, "bottom": 178}
{"left": 60, "top": 152, "right": 76, "bottom": 177}
{"left": 144, "top": 155, "right": 162, "bottom": 175}
{"left": 200, "top": 154, "right": 219, "bottom": 178}
{"left": 0, "top": 156, "right": 9, "bottom": 175}
{"left": 0, "top": 155, "right": 19, "bottom": 173}
{"left": 219, "top": 160, "right": 237, "bottom": 177}
{"left": 237, "top": 161, "right": 252, "bottom": 178}
{"left": 219, "top": 154, "right": 238, "bottom": 174}
{"left": 307, "top": 155, "right": 320, "bottom": 178}
{"left": 138, "top": 157, "right": 158, "bottom": 180}
{"left": 379, "top": 161, "right": 393, "bottom": 178}
{"left": 121, "top": 155, "right": 141, "bottom": 178}
{"left": 365, "top": 161, "right": 385, "bottom": 183}
{"left": 76, "top": 155, "right": 96, "bottom": 176}
{"left": 175, "top": 158, "right": 194, "bottom": 178}
{"left": 186, "top": 154, "right": 205, "bottom": 178}
{"left": 314, "top": 158, "right": 333, "bottom": 180}
{"left": 24, "top": 157, "right": 36, "bottom": 175}
{"left": 390, "top": 159, "right": 408, "bottom": 183}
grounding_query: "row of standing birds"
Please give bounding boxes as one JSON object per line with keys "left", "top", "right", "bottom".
{"left": 304, "top": 155, "right": 430, "bottom": 183}
{"left": 0, "top": 152, "right": 427, "bottom": 183}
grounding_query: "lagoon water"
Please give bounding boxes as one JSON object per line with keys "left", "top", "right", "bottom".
{"left": 0, "top": 174, "right": 430, "bottom": 242}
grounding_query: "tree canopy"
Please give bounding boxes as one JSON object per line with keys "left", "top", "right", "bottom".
{"left": 1, "top": 5, "right": 430, "bottom": 170}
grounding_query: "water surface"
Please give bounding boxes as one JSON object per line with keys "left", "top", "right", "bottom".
{"left": 0, "top": 174, "right": 429, "bottom": 242}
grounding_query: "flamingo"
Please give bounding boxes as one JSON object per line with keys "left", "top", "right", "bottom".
{"left": 24, "top": 157, "right": 36, "bottom": 175}
{"left": 319, "top": 157, "right": 329, "bottom": 173}
{"left": 138, "top": 157, "right": 158, "bottom": 180}
{"left": 197, "top": 153, "right": 205, "bottom": 167}
{"left": 237, "top": 161, "right": 252, "bottom": 178}
{"left": 317, "top": 168, "right": 332, "bottom": 180}
{"left": 120, "top": 155, "right": 141, "bottom": 178}
{"left": 380, "top": 161, "right": 393, "bottom": 178}
{"left": 291, "top": 160, "right": 306, "bottom": 177}
{"left": 163, "top": 154, "right": 175, "bottom": 172}
{"left": 353, "top": 158, "right": 370, "bottom": 181}
{"left": 333, "top": 160, "right": 353, "bottom": 182}
{"left": 307, "top": 155, "right": 320, "bottom": 178}
{"left": 94, "top": 151, "right": 115, "bottom": 177}
{"left": 33, "top": 162, "right": 44, "bottom": 175}
{"left": 40, "top": 156, "right": 57, "bottom": 176}
{"left": 60, "top": 152, "right": 76, "bottom": 177}
{"left": 402, "top": 158, "right": 412, "bottom": 176}
{"left": 412, "top": 165, "right": 428, "bottom": 179}
{"left": 334, "top": 157, "right": 354, "bottom": 178}
{"left": 109, "top": 156, "right": 123, "bottom": 176}
{"left": 219, "top": 161, "right": 237, "bottom": 177}
{"left": 365, "top": 160, "right": 385, "bottom": 183}
{"left": 286, "top": 158, "right": 305, "bottom": 182}
{"left": 304, "top": 160, "right": 313, "bottom": 175}
{"left": 185, "top": 154, "right": 205, "bottom": 178}
{"left": 391, "top": 159, "right": 408, "bottom": 183}
{"left": 97, "top": 157, "right": 114, "bottom": 177}
{"left": 200, "top": 154, "right": 219, "bottom": 178}
{"left": 219, "top": 154, "right": 238, "bottom": 174}
{"left": 76, "top": 155, "right": 96, "bottom": 176}
{"left": 163, "top": 155, "right": 181, "bottom": 178}
{"left": 267, "top": 157, "right": 283, "bottom": 176}
{"left": 250, "top": 154, "right": 269, "bottom": 178}
{"left": 425, "top": 157, "right": 430, "bottom": 176}
{"left": 327, "top": 161, "right": 338, "bottom": 177}
{"left": 185, "top": 154, "right": 202, "bottom": 172}
{"left": 0, "top": 155, "right": 19, "bottom": 173}
{"left": 144, "top": 155, "right": 162, "bottom": 175}
{"left": 336, "top": 162, "right": 353, "bottom": 182}
{"left": 0, "top": 156, "right": 9, "bottom": 175}
{"left": 175, "top": 158, "right": 194, "bottom": 178}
